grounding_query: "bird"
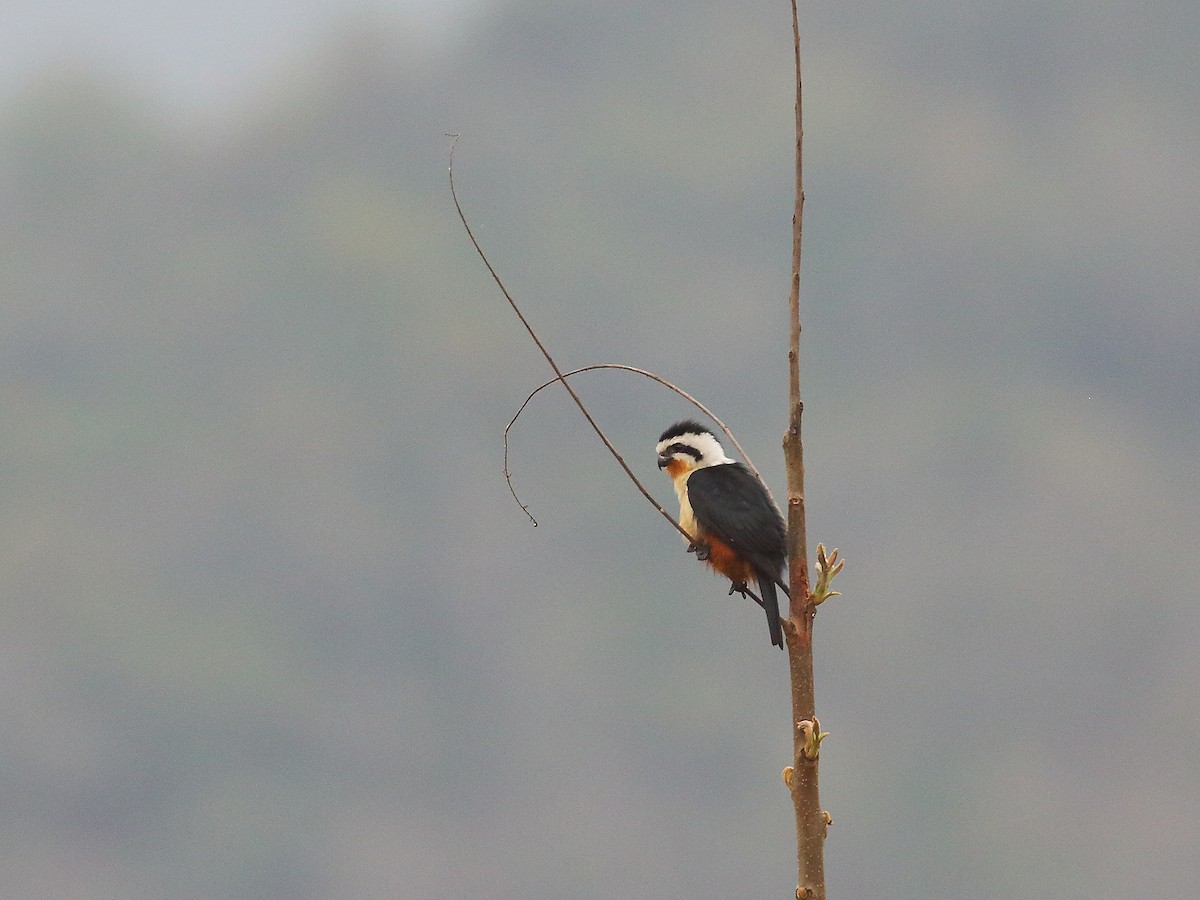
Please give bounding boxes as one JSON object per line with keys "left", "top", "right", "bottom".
{"left": 656, "top": 420, "right": 787, "bottom": 649}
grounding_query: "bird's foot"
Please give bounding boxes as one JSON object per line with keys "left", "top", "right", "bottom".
{"left": 730, "top": 582, "right": 766, "bottom": 609}
{"left": 687, "top": 540, "right": 711, "bottom": 562}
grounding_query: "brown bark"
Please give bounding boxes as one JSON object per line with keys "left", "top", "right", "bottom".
{"left": 783, "top": 1, "right": 828, "bottom": 897}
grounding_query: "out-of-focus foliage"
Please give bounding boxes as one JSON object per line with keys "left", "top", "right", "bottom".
{"left": 1, "top": 1, "right": 1197, "bottom": 898}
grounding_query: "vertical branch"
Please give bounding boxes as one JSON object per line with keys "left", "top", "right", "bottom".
{"left": 782, "top": 1, "right": 827, "bottom": 898}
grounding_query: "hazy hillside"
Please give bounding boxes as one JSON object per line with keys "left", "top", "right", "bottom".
{"left": 1, "top": 1, "right": 1196, "bottom": 897}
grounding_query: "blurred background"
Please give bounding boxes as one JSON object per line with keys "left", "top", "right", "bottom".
{"left": 2, "top": 0, "right": 1197, "bottom": 897}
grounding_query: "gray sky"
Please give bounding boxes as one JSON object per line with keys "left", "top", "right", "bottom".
{"left": 3, "top": 1, "right": 1198, "bottom": 895}
{"left": 2, "top": 0, "right": 491, "bottom": 112}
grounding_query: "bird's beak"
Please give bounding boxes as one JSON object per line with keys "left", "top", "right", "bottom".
{"left": 657, "top": 455, "right": 670, "bottom": 469}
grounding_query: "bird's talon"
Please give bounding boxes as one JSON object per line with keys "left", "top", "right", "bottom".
{"left": 687, "top": 540, "right": 712, "bottom": 562}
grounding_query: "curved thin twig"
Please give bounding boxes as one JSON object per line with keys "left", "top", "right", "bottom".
{"left": 447, "top": 136, "right": 693, "bottom": 544}
{"left": 503, "top": 364, "right": 781, "bottom": 524}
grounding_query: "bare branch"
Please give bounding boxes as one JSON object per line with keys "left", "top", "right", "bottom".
{"left": 781, "top": 4, "right": 829, "bottom": 898}
{"left": 504, "top": 363, "right": 782, "bottom": 525}
{"left": 447, "top": 137, "right": 692, "bottom": 544}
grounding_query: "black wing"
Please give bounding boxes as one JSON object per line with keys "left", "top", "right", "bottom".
{"left": 687, "top": 463, "right": 786, "bottom": 576}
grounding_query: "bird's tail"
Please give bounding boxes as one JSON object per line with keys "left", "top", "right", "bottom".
{"left": 758, "top": 574, "right": 784, "bottom": 650}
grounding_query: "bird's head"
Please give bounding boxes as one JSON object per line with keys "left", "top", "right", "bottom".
{"left": 656, "top": 420, "right": 734, "bottom": 479}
